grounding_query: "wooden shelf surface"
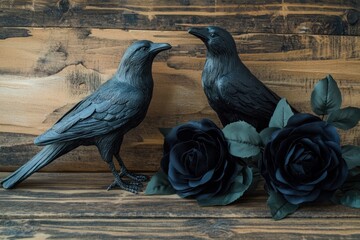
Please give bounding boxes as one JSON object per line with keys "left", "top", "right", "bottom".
{"left": 1, "top": 172, "right": 360, "bottom": 239}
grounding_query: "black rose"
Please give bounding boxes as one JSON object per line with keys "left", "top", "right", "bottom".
{"left": 161, "top": 119, "right": 240, "bottom": 200}
{"left": 260, "top": 113, "right": 348, "bottom": 205}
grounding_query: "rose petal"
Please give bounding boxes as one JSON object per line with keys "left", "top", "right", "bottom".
{"left": 289, "top": 151, "right": 315, "bottom": 177}
{"left": 206, "top": 128, "right": 226, "bottom": 142}
{"left": 284, "top": 189, "right": 321, "bottom": 205}
{"left": 194, "top": 187, "right": 219, "bottom": 200}
{"left": 321, "top": 159, "right": 348, "bottom": 190}
{"left": 168, "top": 174, "right": 190, "bottom": 192}
{"left": 160, "top": 154, "right": 170, "bottom": 173}
{"left": 200, "top": 118, "right": 218, "bottom": 129}
{"left": 325, "top": 146, "right": 340, "bottom": 170}
{"left": 177, "top": 185, "right": 205, "bottom": 198}
{"left": 270, "top": 129, "right": 282, "bottom": 141}
{"left": 169, "top": 141, "right": 199, "bottom": 175}
{"left": 286, "top": 113, "right": 321, "bottom": 128}
{"left": 188, "top": 169, "right": 215, "bottom": 187}
{"left": 276, "top": 134, "right": 302, "bottom": 166}
{"left": 275, "top": 169, "right": 291, "bottom": 185}
{"left": 300, "top": 138, "right": 321, "bottom": 157}
{"left": 291, "top": 121, "right": 324, "bottom": 137}
{"left": 293, "top": 184, "right": 316, "bottom": 192}
{"left": 323, "top": 124, "right": 340, "bottom": 144}
{"left": 276, "top": 185, "right": 310, "bottom": 196}
{"left": 276, "top": 140, "right": 291, "bottom": 165}
{"left": 177, "top": 127, "right": 202, "bottom": 141}
{"left": 195, "top": 175, "right": 227, "bottom": 200}
{"left": 198, "top": 159, "right": 241, "bottom": 199}
{"left": 184, "top": 177, "right": 224, "bottom": 200}
{"left": 325, "top": 141, "right": 342, "bottom": 158}
{"left": 193, "top": 180, "right": 225, "bottom": 200}
{"left": 306, "top": 171, "right": 328, "bottom": 185}
{"left": 270, "top": 129, "right": 292, "bottom": 151}
{"left": 211, "top": 160, "right": 227, "bottom": 182}
{"left": 286, "top": 139, "right": 325, "bottom": 182}
{"left": 315, "top": 139, "right": 331, "bottom": 170}
{"left": 201, "top": 141, "right": 220, "bottom": 169}
{"left": 262, "top": 147, "right": 276, "bottom": 183}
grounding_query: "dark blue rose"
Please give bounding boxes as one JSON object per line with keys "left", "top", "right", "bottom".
{"left": 161, "top": 119, "right": 240, "bottom": 200}
{"left": 260, "top": 113, "right": 348, "bottom": 205}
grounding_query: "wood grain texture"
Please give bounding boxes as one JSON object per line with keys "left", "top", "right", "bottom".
{"left": 0, "top": 172, "right": 360, "bottom": 239}
{"left": 0, "top": 27, "right": 359, "bottom": 172}
{"left": 0, "top": 172, "right": 360, "bottom": 219}
{"left": 0, "top": 0, "right": 359, "bottom": 35}
{"left": 1, "top": 218, "right": 360, "bottom": 239}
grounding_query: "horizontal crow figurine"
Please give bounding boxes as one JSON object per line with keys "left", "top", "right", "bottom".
{"left": 189, "top": 26, "right": 293, "bottom": 131}
{"left": 1, "top": 40, "right": 171, "bottom": 193}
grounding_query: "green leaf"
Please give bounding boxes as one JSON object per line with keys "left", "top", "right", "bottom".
{"left": 259, "top": 127, "right": 280, "bottom": 145}
{"left": 342, "top": 145, "right": 360, "bottom": 170}
{"left": 311, "top": 75, "right": 342, "bottom": 115}
{"left": 340, "top": 172, "right": 360, "bottom": 192}
{"left": 197, "top": 166, "right": 253, "bottom": 206}
{"left": 340, "top": 190, "right": 360, "bottom": 208}
{"left": 145, "top": 171, "right": 176, "bottom": 195}
{"left": 222, "top": 121, "right": 262, "bottom": 158}
{"left": 269, "top": 98, "right": 294, "bottom": 128}
{"left": 159, "top": 128, "right": 172, "bottom": 137}
{"left": 327, "top": 107, "right": 360, "bottom": 130}
{"left": 336, "top": 172, "right": 360, "bottom": 206}
{"left": 267, "top": 191, "right": 299, "bottom": 220}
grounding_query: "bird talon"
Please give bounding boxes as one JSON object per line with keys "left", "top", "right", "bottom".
{"left": 107, "top": 178, "right": 141, "bottom": 193}
{"left": 129, "top": 181, "right": 143, "bottom": 187}
{"left": 121, "top": 171, "right": 148, "bottom": 182}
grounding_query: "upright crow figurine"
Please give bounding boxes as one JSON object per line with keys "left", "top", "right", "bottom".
{"left": 1, "top": 40, "right": 171, "bottom": 193}
{"left": 189, "top": 26, "right": 290, "bottom": 131}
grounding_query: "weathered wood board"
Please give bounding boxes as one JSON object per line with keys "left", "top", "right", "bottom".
{"left": 0, "top": 0, "right": 359, "bottom": 35}
{"left": 0, "top": 172, "right": 360, "bottom": 239}
{"left": 0, "top": 27, "right": 359, "bottom": 172}
{"left": 2, "top": 218, "right": 360, "bottom": 239}
{"left": 1, "top": 172, "right": 360, "bottom": 219}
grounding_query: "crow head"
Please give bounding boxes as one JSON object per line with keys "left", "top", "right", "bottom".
{"left": 188, "top": 26, "right": 237, "bottom": 57}
{"left": 119, "top": 40, "right": 171, "bottom": 73}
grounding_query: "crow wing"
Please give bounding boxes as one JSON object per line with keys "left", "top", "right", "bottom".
{"left": 216, "top": 73, "right": 280, "bottom": 124}
{"left": 35, "top": 80, "right": 145, "bottom": 146}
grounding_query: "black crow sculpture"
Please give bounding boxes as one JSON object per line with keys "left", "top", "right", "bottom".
{"left": 189, "top": 26, "right": 293, "bottom": 131}
{"left": 1, "top": 40, "right": 171, "bottom": 193}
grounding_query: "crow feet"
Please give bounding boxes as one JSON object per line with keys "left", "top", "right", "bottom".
{"left": 120, "top": 171, "right": 148, "bottom": 182}
{"left": 107, "top": 178, "right": 142, "bottom": 193}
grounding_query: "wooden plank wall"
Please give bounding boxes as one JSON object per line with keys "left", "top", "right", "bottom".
{"left": 0, "top": 0, "right": 359, "bottom": 172}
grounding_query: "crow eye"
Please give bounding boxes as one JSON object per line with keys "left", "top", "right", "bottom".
{"left": 210, "top": 33, "right": 216, "bottom": 38}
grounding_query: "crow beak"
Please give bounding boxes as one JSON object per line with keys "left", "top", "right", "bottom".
{"left": 188, "top": 27, "right": 209, "bottom": 41}
{"left": 149, "top": 43, "right": 172, "bottom": 54}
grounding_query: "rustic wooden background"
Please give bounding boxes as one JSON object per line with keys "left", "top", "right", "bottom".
{"left": 0, "top": 0, "right": 359, "bottom": 173}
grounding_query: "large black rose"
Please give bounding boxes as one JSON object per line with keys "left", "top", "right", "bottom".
{"left": 260, "top": 113, "right": 348, "bottom": 205}
{"left": 161, "top": 119, "right": 241, "bottom": 200}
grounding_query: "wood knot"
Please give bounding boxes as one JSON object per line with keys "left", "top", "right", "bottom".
{"left": 346, "top": 9, "right": 359, "bottom": 25}
{"left": 58, "top": 0, "right": 70, "bottom": 13}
